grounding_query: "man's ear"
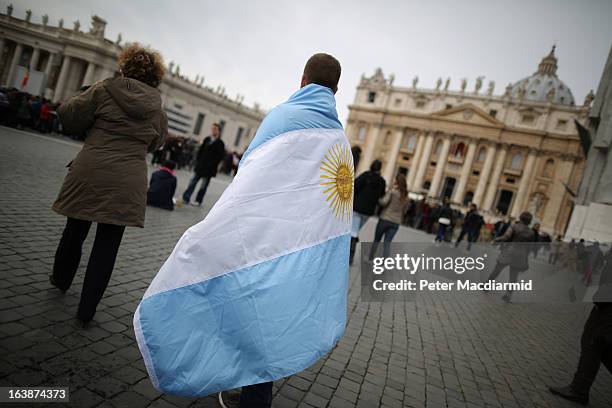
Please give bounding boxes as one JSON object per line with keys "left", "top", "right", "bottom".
{"left": 300, "top": 75, "right": 308, "bottom": 88}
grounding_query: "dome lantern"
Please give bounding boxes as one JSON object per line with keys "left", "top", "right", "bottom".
{"left": 537, "top": 45, "right": 558, "bottom": 76}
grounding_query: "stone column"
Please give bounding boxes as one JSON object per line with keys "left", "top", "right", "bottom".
{"left": 407, "top": 131, "right": 426, "bottom": 190}
{"left": 542, "top": 156, "right": 574, "bottom": 232}
{"left": 82, "top": 62, "right": 96, "bottom": 87}
{"left": 473, "top": 143, "right": 496, "bottom": 206}
{"left": 511, "top": 150, "right": 538, "bottom": 218}
{"left": 482, "top": 144, "right": 508, "bottom": 211}
{"left": 358, "top": 123, "right": 382, "bottom": 175}
{"left": 43, "top": 53, "right": 55, "bottom": 98}
{"left": 54, "top": 55, "right": 72, "bottom": 102}
{"left": 44, "top": 53, "right": 55, "bottom": 77}
{"left": 30, "top": 48, "right": 40, "bottom": 70}
{"left": 429, "top": 136, "right": 452, "bottom": 198}
{"left": 452, "top": 142, "right": 477, "bottom": 204}
{"left": 412, "top": 131, "right": 434, "bottom": 193}
{"left": 5, "top": 42, "right": 23, "bottom": 87}
{"left": 383, "top": 127, "right": 404, "bottom": 183}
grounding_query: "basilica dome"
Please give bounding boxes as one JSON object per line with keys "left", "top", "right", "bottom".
{"left": 509, "top": 46, "right": 575, "bottom": 106}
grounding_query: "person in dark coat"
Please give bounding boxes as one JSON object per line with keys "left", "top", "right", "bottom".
{"left": 147, "top": 161, "right": 177, "bottom": 210}
{"left": 50, "top": 44, "right": 168, "bottom": 326}
{"left": 454, "top": 203, "right": 481, "bottom": 250}
{"left": 549, "top": 247, "right": 612, "bottom": 405}
{"left": 349, "top": 159, "right": 386, "bottom": 264}
{"left": 182, "top": 123, "right": 225, "bottom": 206}
{"left": 485, "top": 211, "right": 536, "bottom": 302}
{"left": 493, "top": 217, "right": 511, "bottom": 239}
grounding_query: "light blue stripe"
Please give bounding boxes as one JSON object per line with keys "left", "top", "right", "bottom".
{"left": 241, "top": 84, "right": 343, "bottom": 162}
{"left": 137, "top": 234, "right": 349, "bottom": 396}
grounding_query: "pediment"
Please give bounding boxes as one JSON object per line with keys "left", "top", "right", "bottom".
{"left": 432, "top": 103, "right": 504, "bottom": 127}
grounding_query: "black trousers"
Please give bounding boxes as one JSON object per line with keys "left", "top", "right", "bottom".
{"left": 240, "top": 382, "right": 273, "bottom": 407}
{"left": 52, "top": 217, "right": 125, "bottom": 322}
{"left": 571, "top": 305, "right": 612, "bottom": 393}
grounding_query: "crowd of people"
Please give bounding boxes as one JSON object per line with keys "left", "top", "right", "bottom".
{"left": 348, "top": 154, "right": 607, "bottom": 291}
{"left": 0, "top": 86, "right": 61, "bottom": 133}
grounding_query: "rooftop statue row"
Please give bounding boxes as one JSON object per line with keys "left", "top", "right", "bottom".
{"left": 360, "top": 47, "right": 595, "bottom": 107}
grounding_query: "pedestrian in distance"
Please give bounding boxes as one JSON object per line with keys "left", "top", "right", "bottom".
{"left": 147, "top": 160, "right": 178, "bottom": 211}
{"left": 50, "top": 43, "right": 168, "bottom": 326}
{"left": 350, "top": 159, "right": 386, "bottom": 264}
{"left": 369, "top": 174, "right": 409, "bottom": 260}
{"left": 181, "top": 123, "right": 225, "bottom": 206}
{"left": 454, "top": 203, "right": 481, "bottom": 251}
{"left": 485, "top": 211, "right": 537, "bottom": 303}
{"left": 549, "top": 235, "right": 563, "bottom": 265}
{"left": 434, "top": 197, "right": 453, "bottom": 243}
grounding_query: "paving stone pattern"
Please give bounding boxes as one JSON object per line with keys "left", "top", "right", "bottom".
{"left": 0, "top": 127, "right": 611, "bottom": 407}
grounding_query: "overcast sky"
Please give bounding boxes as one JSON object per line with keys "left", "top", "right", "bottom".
{"left": 6, "top": 0, "right": 612, "bottom": 124}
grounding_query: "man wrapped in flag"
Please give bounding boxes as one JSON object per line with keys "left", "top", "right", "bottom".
{"left": 134, "top": 53, "right": 352, "bottom": 407}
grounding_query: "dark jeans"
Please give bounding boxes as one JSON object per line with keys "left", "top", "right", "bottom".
{"left": 487, "top": 262, "right": 520, "bottom": 294}
{"left": 52, "top": 217, "right": 125, "bottom": 322}
{"left": 435, "top": 223, "right": 448, "bottom": 242}
{"left": 182, "top": 174, "right": 211, "bottom": 204}
{"left": 571, "top": 305, "right": 612, "bottom": 393}
{"left": 240, "top": 381, "right": 273, "bottom": 408}
{"left": 456, "top": 228, "right": 477, "bottom": 250}
{"left": 369, "top": 219, "right": 399, "bottom": 259}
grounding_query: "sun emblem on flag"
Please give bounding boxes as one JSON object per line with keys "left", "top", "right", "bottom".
{"left": 320, "top": 144, "right": 354, "bottom": 222}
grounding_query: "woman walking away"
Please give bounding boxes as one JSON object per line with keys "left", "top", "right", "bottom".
{"left": 369, "top": 174, "right": 409, "bottom": 260}
{"left": 486, "top": 211, "right": 536, "bottom": 303}
{"left": 50, "top": 43, "right": 168, "bottom": 326}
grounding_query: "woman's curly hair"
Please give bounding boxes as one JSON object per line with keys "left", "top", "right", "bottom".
{"left": 118, "top": 43, "right": 165, "bottom": 88}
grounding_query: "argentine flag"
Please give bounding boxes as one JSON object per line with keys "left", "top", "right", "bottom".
{"left": 134, "top": 84, "right": 353, "bottom": 396}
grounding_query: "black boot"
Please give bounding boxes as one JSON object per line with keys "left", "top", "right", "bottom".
{"left": 349, "top": 237, "right": 358, "bottom": 265}
{"left": 548, "top": 385, "right": 588, "bottom": 406}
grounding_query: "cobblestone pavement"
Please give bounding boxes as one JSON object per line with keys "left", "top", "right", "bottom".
{"left": 0, "top": 126, "right": 611, "bottom": 408}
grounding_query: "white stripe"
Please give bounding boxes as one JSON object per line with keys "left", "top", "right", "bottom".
{"left": 133, "top": 306, "right": 161, "bottom": 390}
{"left": 143, "top": 128, "right": 352, "bottom": 299}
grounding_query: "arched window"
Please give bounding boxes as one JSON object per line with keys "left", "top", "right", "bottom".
{"left": 405, "top": 135, "right": 417, "bottom": 150}
{"left": 357, "top": 126, "right": 367, "bottom": 142}
{"left": 453, "top": 142, "right": 466, "bottom": 159}
{"left": 511, "top": 153, "right": 523, "bottom": 170}
{"left": 542, "top": 158, "right": 555, "bottom": 178}
{"left": 476, "top": 147, "right": 487, "bottom": 162}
